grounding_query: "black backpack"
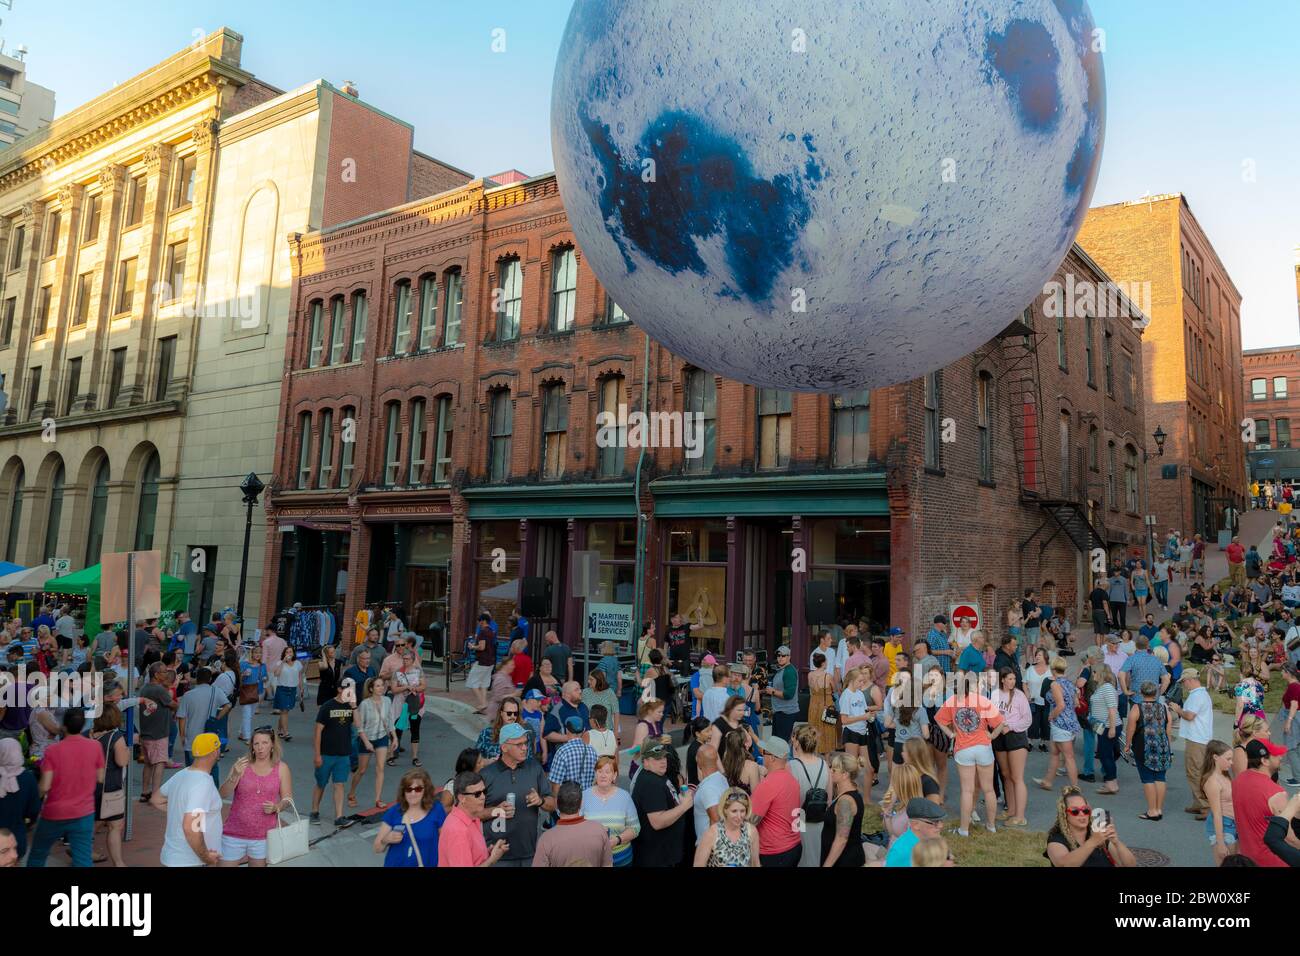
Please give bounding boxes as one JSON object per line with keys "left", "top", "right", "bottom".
{"left": 796, "top": 759, "right": 829, "bottom": 825}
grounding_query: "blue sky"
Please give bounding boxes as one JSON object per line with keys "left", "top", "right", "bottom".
{"left": 12, "top": 0, "right": 1298, "bottom": 348}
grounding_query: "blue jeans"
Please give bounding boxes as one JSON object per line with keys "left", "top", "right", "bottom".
{"left": 1096, "top": 730, "right": 1119, "bottom": 782}
{"left": 26, "top": 813, "right": 94, "bottom": 867}
{"left": 1153, "top": 580, "right": 1168, "bottom": 607}
{"left": 184, "top": 750, "right": 221, "bottom": 788}
{"left": 1081, "top": 724, "right": 1096, "bottom": 777}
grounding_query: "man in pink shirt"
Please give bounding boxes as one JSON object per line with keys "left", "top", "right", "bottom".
{"left": 26, "top": 709, "right": 105, "bottom": 867}
{"left": 261, "top": 627, "right": 287, "bottom": 702}
{"left": 750, "top": 736, "right": 803, "bottom": 866}
{"left": 438, "top": 771, "right": 508, "bottom": 867}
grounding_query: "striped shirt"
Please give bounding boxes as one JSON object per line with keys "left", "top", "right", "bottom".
{"left": 581, "top": 785, "right": 639, "bottom": 866}
{"left": 1088, "top": 682, "right": 1119, "bottom": 727}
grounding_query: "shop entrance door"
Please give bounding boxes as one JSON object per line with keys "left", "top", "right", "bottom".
{"left": 408, "top": 562, "right": 450, "bottom": 664}
{"left": 742, "top": 520, "right": 793, "bottom": 658}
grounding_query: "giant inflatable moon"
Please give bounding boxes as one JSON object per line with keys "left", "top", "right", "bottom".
{"left": 551, "top": 0, "right": 1105, "bottom": 391}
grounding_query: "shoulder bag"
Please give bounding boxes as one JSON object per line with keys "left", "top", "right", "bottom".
{"left": 405, "top": 810, "right": 426, "bottom": 868}
{"left": 267, "top": 799, "right": 310, "bottom": 865}
{"left": 98, "top": 730, "right": 126, "bottom": 820}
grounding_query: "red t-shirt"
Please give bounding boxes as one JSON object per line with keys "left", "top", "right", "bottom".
{"left": 40, "top": 734, "right": 105, "bottom": 821}
{"left": 1284, "top": 683, "right": 1300, "bottom": 712}
{"left": 1226, "top": 543, "right": 1245, "bottom": 564}
{"left": 512, "top": 653, "right": 534, "bottom": 688}
{"left": 750, "top": 767, "right": 802, "bottom": 855}
{"left": 1231, "top": 769, "right": 1286, "bottom": 867}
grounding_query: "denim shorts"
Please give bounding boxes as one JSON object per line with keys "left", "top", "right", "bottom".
{"left": 369, "top": 735, "right": 390, "bottom": 752}
{"left": 315, "top": 753, "right": 351, "bottom": 787}
{"left": 1136, "top": 762, "right": 1167, "bottom": 785}
{"left": 1205, "top": 815, "right": 1237, "bottom": 845}
{"left": 954, "top": 744, "right": 995, "bottom": 767}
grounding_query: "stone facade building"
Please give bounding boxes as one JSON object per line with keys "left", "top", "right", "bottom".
{"left": 1077, "top": 194, "right": 1248, "bottom": 541}
{"left": 262, "top": 173, "right": 1148, "bottom": 665}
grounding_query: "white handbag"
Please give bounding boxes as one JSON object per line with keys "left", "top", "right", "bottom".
{"left": 266, "top": 799, "right": 310, "bottom": 865}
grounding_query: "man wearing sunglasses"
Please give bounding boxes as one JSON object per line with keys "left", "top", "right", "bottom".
{"left": 478, "top": 722, "right": 555, "bottom": 866}
{"left": 438, "top": 771, "right": 509, "bottom": 867}
{"left": 885, "top": 798, "right": 947, "bottom": 867}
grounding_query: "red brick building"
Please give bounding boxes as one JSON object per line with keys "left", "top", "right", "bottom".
{"left": 260, "top": 173, "right": 1147, "bottom": 666}
{"left": 1077, "top": 194, "right": 1248, "bottom": 541}
{"left": 1244, "top": 345, "right": 1300, "bottom": 481}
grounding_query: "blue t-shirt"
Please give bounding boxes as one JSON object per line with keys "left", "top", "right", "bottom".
{"left": 689, "top": 672, "right": 703, "bottom": 718}
{"left": 557, "top": 700, "right": 590, "bottom": 731}
{"left": 885, "top": 828, "right": 919, "bottom": 867}
{"left": 1139, "top": 624, "right": 1159, "bottom": 641}
{"left": 382, "top": 801, "right": 446, "bottom": 867}
{"left": 240, "top": 662, "right": 266, "bottom": 693}
{"left": 956, "top": 644, "right": 987, "bottom": 673}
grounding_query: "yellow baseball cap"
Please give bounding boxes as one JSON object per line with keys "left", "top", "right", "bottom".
{"left": 191, "top": 733, "right": 221, "bottom": 758}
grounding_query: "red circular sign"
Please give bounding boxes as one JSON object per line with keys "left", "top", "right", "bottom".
{"left": 951, "top": 604, "right": 980, "bottom": 628}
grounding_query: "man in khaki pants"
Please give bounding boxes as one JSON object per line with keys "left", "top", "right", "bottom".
{"left": 1169, "top": 668, "right": 1213, "bottom": 819}
{"left": 1225, "top": 536, "right": 1246, "bottom": 588}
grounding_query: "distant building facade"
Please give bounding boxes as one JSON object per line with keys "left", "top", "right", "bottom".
{"left": 0, "top": 51, "right": 54, "bottom": 149}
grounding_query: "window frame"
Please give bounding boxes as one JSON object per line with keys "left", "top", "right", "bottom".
{"left": 417, "top": 275, "right": 438, "bottom": 351}
{"left": 317, "top": 409, "right": 334, "bottom": 489}
{"left": 296, "top": 412, "right": 313, "bottom": 490}
{"left": 391, "top": 280, "right": 412, "bottom": 356}
{"left": 549, "top": 247, "right": 577, "bottom": 333}
{"left": 408, "top": 398, "right": 428, "bottom": 485}
{"left": 442, "top": 270, "right": 463, "bottom": 346}
{"left": 831, "top": 390, "right": 871, "bottom": 468}
{"left": 756, "top": 388, "right": 793, "bottom": 471}
{"left": 683, "top": 369, "right": 717, "bottom": 474}
{"left": 383, "top": 402, "right": 403, "bottom": 486}
{"left": 349, "top": 291, "right": 367, "bottom": 362}
{"left": 433, "top": 396, "right": 454, "bottom": 485}
{"left": 116, "top": 257, "right": 138, "bottom": 314}
{"left": 495, "top": 258, "right": 522, "bottom": 342}
{"left": 540, "top": 383, "right": 569, "bottom": 479}
{"left": 488, "top": 389, "right": 513, "bottom": 482}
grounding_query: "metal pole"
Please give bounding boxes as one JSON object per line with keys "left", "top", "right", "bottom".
{"left": 124, "top": 552, "right": 136, "bottom": 841}
{"left": 236, "top": 497, "right": 253, "bottom": 622}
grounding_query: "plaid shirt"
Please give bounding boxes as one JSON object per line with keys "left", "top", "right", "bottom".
{"left": 548, "top": 738, "right": 597, "bottom": 791}
{"left": 925, "top": 627, "right": 952, "bottom": 674}
{"left": 1119, "top": 650, "right": 1167, "bottom": 702}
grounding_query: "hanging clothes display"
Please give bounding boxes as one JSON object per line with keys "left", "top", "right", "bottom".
{"left": 355, "top": 608, "right": 372, "bottom": 647}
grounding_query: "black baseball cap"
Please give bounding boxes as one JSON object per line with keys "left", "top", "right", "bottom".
{"left": 933, "top": 614, "right": 948, "bottom": 624}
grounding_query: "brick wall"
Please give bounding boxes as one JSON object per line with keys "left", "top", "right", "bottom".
{"left": 1243, "top": 347, "right": 1300, "bottom": 453}
{"left": 320, "top": 91, "right": 415, "bottom": 229}
{"left": 224, "top": 78, "right": 281, "bottom": 119}
{"left": 408, "top": 151, "right": 473, "bottom": 202}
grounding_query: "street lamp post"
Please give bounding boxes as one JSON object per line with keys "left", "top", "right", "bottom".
{"left": 236, "top": 472, "right": 265, "bottom": 623}
{"left": 1144, "top": 426, "right": 1167, "bottom": 567}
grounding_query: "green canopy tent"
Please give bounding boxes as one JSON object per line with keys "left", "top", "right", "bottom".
{"left": 44, "top": 563, "right": 191, "bottom": 632}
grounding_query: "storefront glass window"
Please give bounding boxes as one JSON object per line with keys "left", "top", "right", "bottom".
{"left": 810, "top": 517, "right": 889, "bottom": 566}
{"left": 665, "top": 519, "right": 727, "bottom": 563}
{"left": 588, "top": 520, "right": 636, "bottom": 561}
{"left": 476, "top": 520, "right": 521, "bottom": 625}
{"left": 810, "top": 567, "right": 890, "bottom": 632}
{"left": 664, "top": 564, "right": 726, "bottom": 654}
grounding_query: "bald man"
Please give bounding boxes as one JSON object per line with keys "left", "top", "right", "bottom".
{"left": 556, "top": 680, "right": 589, "bottom": 732}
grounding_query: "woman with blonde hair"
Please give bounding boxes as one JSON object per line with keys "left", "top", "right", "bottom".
{"left": 1044, "top": 786, "right": 1137, "bottom": 867}
{"left": 693, "top": 787, "right": 760, "bottom": 867}
{"left": 1034, "top": 657, "right": 1080, "bottom": 791}
{"left": 1232, "top": 713, "right": 1270, "bottom": 777}
{"left": 218, "top": 727, "right": 291, "bottom": 867}
{"left": 880, "top": 763, "right": 925, "bottom": 845}
{"left": 790, "top": 723, "right": 830, "bottom": 868}
{"left": 821, "top": 751, "right": 866, "bottom": 867}
{"left": 838, "top": 665, "right": 882, "bottom": 796}
{"left": 902, "top": 737, "right": 943, "bottom": 805}
{"left": 1199, "top": 740, "right": 1236, "bottom": 865}
{"left": 911, "top": 837, "right": 953, "bottom": 867}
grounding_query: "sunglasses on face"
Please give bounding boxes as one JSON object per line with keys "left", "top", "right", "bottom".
{"left": 1067, "top": 805, "right": 1093, "bottom": 817}
{"left": 460, "top": 788, "right": 486, "bottom": 798}
{"left": 405, "top": 785, "right": 425, "bottom": 793}
{"left": 502, "top": 709, "right": 518, "bottom": 716}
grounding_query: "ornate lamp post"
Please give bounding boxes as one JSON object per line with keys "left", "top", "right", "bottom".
{"left": 236, "top": 472, "right": 265, "bottom": 622}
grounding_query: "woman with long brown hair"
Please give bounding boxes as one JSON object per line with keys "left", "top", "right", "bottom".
{"left": 351, "top": 676, "right": 396, "bottom": 809}
{"left": 91, "top": 703, "right": 129, "bottom": 867}
{"left": 807, "top": 651, "right": 838, "bottom": 754}
{"left": 720, "top": 728, "right": 763, "bottom": 794}
{"left": 474, "top": 696, "right": 520, "bottom": 763}
{"left": 373, "top": 767, "right": 446, "bottom": 867}
{"left": 1199, "top": 740, "right": 1236, "bottom": 865}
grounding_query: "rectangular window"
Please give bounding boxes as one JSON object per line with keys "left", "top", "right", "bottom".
{"left": 604, "top": 295, "right": 629, "bottom": 326}
{"left": 8, "top": 224, "right": 23, "bottom": 270}
{"left": 977, "top": 374, "right": 992, "bottom": 482}
{"left": 1274, "top": 376, "right": 1289, "bottom": 399}
{"left": 392, "top": 281, "right": 412, "bottom": 355}
{"left": 43, "top": 210, "right": 60, "bottom": 258}
{"left": 338, "top": 406, "right": 356, "bottom": 488}
{"left": 923, "top": 372, "right": 941, "bottom": 468}
{"left": 383, "top": 403, "right": 402, "bottom": 486}
{"left": 442, "top": 272, "right": 462, "bottom": 346}
{"left": 349, "top": 291, "right": 367, "bottom": 361}
{"left": 1056, "top": 301, "right": 1067, "bottom": 370}
{"left": 72, "top": 273, "right": 92, "bottom": 327}
{"left": 1103, "top": 331, "right": 1113, "bottom": 396}
{"left": 0, "top": 97, "right": 18, "bottom": 116}
{"left": 832, "top": 390, "right": 870, "bottom": 467}
{"left": 757, "top": 389, "right": 792, "bottom": 470}
{"left": 1084, "top": 314, "right": 1095, "bottom": 386}
{"left": 124, "top": 174, "right": 147, "bottom": 228}
{"left": 1106, "top": 442, "right": 1116, "bottom": 509}
{"left": 541, "top": 384, "right": 569, "bottom": 479}
{"left": 408, "top": 399, "right": 427, "bottom": 484}
{"left": 1124, "top": 447, "right": 1139, "bottom": 513}
{"left": 25, "top": 366, "right": 41, "bottom": 419}
{"left": 64, "top": 357, "right": 81, "bottom": 416}
{"left": 598, "top": 376, "right": 624, "bottom": 477}
{"left": 34, "top": 285, "right": 51, "bottom": 336}
{"left": 1058, "top": 412, "right": 1070, "bottom": 497}
{"left": 173, "top": 154, "right": 197, "bottom": 207}
{"left": 307, "top": 301, "right": 324, "bottom": 368}
{"left": 1, "top": 297, "right": 14, "bottom": 345}
{"left": 116, "top": 257, "right": 137, "bottom": 313}
{"left": 417, "top": 276, "right": 437, "bottom": 350}
{"left": 317, "top": 409, "right": 334, "bottom": 489}
{"left": 297, "top": 413, "right": 313, "bottom": 489}
{"left": 433, "top": 397, "right": 454, "bottom": 484}
{"left": 495, "top": 259, "right": 522, "bottom": 342}
{"left": 1256, "top": 419, "right": 1271, "bottom": 447}
{"left": 1088, "top": 427, "right": 1099, "bottom": 471}
{"left": 82, "top": 194, "right": 101, "bottom": 243}
{"left": 684, "top": 370, "right": 717, "bottom": 473}
{"left": 1251, "top": 378, "right": 1266, "bottom": 401}
{"left": 1120, "top": 349, "right": 1135, "bottom": 409}
{"left": 1277, "top": 418, "right": 1292, "bottom": 449}
{"left": 107, "top": 348, "right": 126, "bottom": 408}
{"left": 154, "top": 336, "right": 176, "bottom": 402}
{"left": 165, "top": 240, "right": 186, "bottom": 302}
{"left": 550, "top": 248, "right": 577, "bottom": 332}
{"left": 328, "top": 298, "right": 346, "bottom": 365}
{"left": 489, "top": 390, "right": 513, "bottom": 482}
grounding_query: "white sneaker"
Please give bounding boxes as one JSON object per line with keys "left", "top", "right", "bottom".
{"left": 971, "top": 810, "right": 981, "bottom": 824}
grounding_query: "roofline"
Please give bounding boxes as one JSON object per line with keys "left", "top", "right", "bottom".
{"left": 1243, "top": 345, "right": 1300, "bottom": 355}
{"left": 1067, "top": 242, "right": 1150, "bottom": 330}
{"left": 413, "top": 148, "right": 475, "bottom": 180}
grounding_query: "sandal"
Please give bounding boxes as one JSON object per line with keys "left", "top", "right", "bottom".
{"left": 375, "top": 801, "right": 389, "bottom": 809}
{"left": 386, "top": 755, "right": 397, "bottom": 766}
{"left": 1033, "top": 778, "right": 1052, "bottom": 791}
{"left": 411, "top": 758, "right": 422, "bottom": 767}
{"left": 282, "top": 735, "right": 292, "bottom": 742}
{"left": 1096, "top": 788, "right": 1118, "bottom": 796}
{"left": 1138, "top": 812, "right": 1163, "bottom": 821}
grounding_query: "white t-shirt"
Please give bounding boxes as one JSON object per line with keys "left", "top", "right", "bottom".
{"left": 953, "top": 627, "right": 976, "bottom": 652}
{"left": 588, "top": 728, "right": 617, "bottom": 758}
{"left": 839, "top": 688, "right": 868, "bottom": 733}
{"left": 159, "top": 768, "right": 223, "bottom": 867}
{"left": 275, "top": 659, "right": 303, "bottom": 690}
{"left": 1178, "top": 686, "right": 1214, "bottom": 745}
{"left": 694, "top": 770, "right": 729, "bottom": 844}
{"left": 1023, "top": 666, "right": 1051, "bottom": 706}
{"left": 834, "top": 639, "right": 850, "bottom": 677}
{"left": 702, "top": 686, "right": 731, "bottom": 723}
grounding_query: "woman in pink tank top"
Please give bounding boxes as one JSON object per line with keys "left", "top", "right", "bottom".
{"left": 218, "top": 728, "right": 292, "bottom": 867}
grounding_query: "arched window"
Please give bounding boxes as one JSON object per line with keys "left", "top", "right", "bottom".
{"left": 317, "top": 409, "right": 334, "bottom": 489}
{"left": 383, "top": 402, "right": 402, "bottom": 486}
{"left": 43, "top": 463, "right": 64, "bottom": 562}
{"left": 4, "top": 464, "right": 24, "bottom": 563}
{"left": 134, "top": 452, "right": 160, "bottom": 551}
{"left": 392, "top": 280, "right": 413, "bottom": 356}
{"left": 296, "top": 413, "right": 313, "bottom": 489}
{"left": 328, "top": 297, "right": 346, "bottom": 365}
{"left": 495, "top": 258, "right": 522, "bottom": 342}
{"left": 433, "top": 396, "right": 454, "bottom": 484}
{"left": 550, "top": 247, "right": 577, "bottom": 332}
{"left": 348, "top": 291, "right": 367, "bottom": 362}
{"left": 306, "top": 300, "right": 324, "bottom": 368}
{"left": 1124, "top": 445, "right": 1139, "bottom": 514}
{"left": 417, "top": 276, "right": 438, "bottom": 351}
{"left": 976, "top": 373, "right": 992, "bottom": 482}
{"left": 339, "top": 406, "right": 357, "bottom": 488}
{"left": 85, "top": 459, "right": 109, "bottom": 566}
{"left": 597, "top": 375, "right": 625, "bottom": 478}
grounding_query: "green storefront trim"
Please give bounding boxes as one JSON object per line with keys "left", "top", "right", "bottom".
{"left": 462, "top": 482, "right": 638, "bottom": 519}
{"left": 650, "top": 471, "right": 888, "bottom": 517}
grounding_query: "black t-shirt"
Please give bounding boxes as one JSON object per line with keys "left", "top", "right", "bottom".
{"left": 631, "top": 769, "right": 684, "bottom": 867}
{"left": 543, "top": 642, "right": 571, "bottom": 679}
{"left": 921, "top": 773, "right": 941, "bottom": 799}
{"left": 1022, "top": 600, "right": 1039, "bottom": 624}
{"left": 1089, "top": 588, "right": 1108, "bottom": 612}
{"left": 665, "top": 624, "right": 691, "bottom": 663}
{"left": 315, "top": 699, "right": 354, "bottom": 756}
{"left": 474, "top": 625, "right": 496, "bottom": 665}
{"left": 1189, "top": 591, "right": 1205, "bottom": 609}
{"left": 1045, "top": 829, "right": 1112, "bottom": 867}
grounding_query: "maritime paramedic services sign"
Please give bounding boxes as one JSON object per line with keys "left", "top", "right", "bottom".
{"left": 585, "top": 602, "right": 634, "bottom": 650}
